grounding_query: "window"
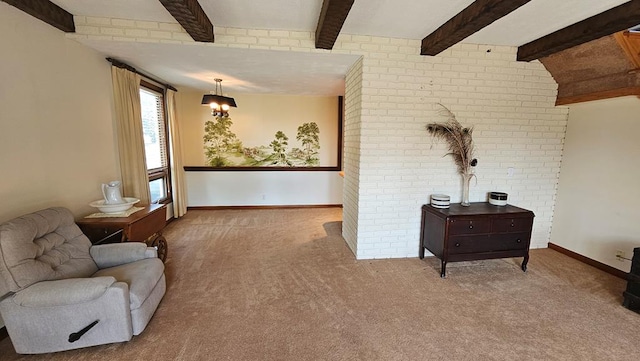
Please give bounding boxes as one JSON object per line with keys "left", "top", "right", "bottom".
{"left": 140, "top": 80, "right": 171, "bottom": 203}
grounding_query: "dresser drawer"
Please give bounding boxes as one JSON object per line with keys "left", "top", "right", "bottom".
{"left": 448, "top": 218, "right": 491, "bottom": 235}
{"left": 492, "top": 217, "right": 533, "bottom": 233}
{"left": 448, "top": 232, "right": 530, "bottom": 255}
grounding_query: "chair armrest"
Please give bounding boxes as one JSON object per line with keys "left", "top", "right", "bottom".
{"left": 11, "top": 277, "right": 117, "bottom": 307}
{"left": 90, "top": 243, "right": 157, "bottom": 269}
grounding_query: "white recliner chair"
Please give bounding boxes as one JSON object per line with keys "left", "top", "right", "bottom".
{"left": 0, "top": 207, "right": 166, "bottom": 354}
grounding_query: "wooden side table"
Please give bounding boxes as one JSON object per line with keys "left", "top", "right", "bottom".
{"left": 77, "top": 204, "right": 168, "bottom": 262}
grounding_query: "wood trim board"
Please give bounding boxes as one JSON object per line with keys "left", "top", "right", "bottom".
{"left": 188, "top": 205, "right": 343, "bottom": 210}
{"left": 548, "top": 242, "right": 628, "bottom": 280}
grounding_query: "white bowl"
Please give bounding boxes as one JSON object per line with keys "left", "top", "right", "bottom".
{"left": 89, "top": 197, "right": 140, "bottom": 213}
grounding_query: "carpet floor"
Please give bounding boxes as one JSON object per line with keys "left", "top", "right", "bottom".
{"left": 1, "top": 207, "right": 639, "bottom": 360}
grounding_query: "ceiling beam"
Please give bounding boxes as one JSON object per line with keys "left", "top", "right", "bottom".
{"left": 2, "top": 0, "right": 74, "bottom": 32}
{"left": 315, "top": 0, "right": 355, "bottom": 50}
{"left": 518, "top": 0, "right": 640, "bottom": 62}
{"left": 421, "top": 0, "right": 531, "bottom": 56}
{"left": 158, "top": 0, "right": 214, "bottom": 42}
{"left": 555, "top": 87, "right": 640, "bottom": 106}
{"left": 554, "top": 66, "right": 640, "bottom": 105}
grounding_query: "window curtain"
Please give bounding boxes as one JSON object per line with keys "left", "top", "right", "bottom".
{"left": 167, "top": 90, "right": 187, "bottom": 217}
{"left": 111, "top": 66, "right": 151, "bottom": 204}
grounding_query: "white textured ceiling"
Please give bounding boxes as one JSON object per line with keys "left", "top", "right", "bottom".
{"left": 49, "top": 0, "right": 633, "bottom": 94}
{"left": 75, "top": 38, "right": 359, "bottom": 95}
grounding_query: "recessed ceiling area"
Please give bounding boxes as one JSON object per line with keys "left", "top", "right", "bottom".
{"left": 76, "top": 38, "right": 360, "bottom": 95}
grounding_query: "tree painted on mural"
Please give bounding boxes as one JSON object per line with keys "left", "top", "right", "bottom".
{"left": 202, "top": 118, "right": 323, "bottom": 167}
{"left": 269, "top": 131, "right": 292, "bottom": 166}
{"left": 203, "top": 116, "right": 241, "bottom": 166}
{"left": 296, "top": 122, "right": 320, "bottom": 165}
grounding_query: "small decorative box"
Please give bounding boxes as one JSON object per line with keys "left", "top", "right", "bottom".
{"left": 489, "top": 192, "right": 508, "bottom": 206}
{"left": 430, "top": 194, "right": 450, "bottom": 209}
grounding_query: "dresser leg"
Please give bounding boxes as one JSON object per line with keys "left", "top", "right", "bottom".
{"left": 419, "top": 246, "right": 425, "bottom": 259}
{"left": 440, "top": 261, "right": 447, "bottom": 278}
{"left": 521, "top": 254, "right": 529, "bottom": 272}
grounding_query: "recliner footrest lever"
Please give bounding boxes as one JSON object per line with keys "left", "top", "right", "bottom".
{"left": 68, "top": 320, "right": 100, "bottom": 343}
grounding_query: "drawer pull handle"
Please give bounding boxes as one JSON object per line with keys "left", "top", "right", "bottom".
{"left": 455, "top": 243, "right": 460, "bottom": 247}
{"left": 511, "top": 222, "right": 515, "bottom": 227}
{"left": 517, "top": 239, "right": 522, "bottom": 243}
{"left": 469, "top": 224, "right": 473, "bottom": 229}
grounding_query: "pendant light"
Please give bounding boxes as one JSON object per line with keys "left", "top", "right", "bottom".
{"left": 201, "top": 78, "right": 237, "bottom": 117}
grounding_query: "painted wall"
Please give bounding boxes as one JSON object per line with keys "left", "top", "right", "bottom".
{"left": 0, "top": 5, "right": 118, "bottom": 220}
{"left": 176, "top": 90, "right": 343, "bottom": 206}
{"left": 186, "top": 171, "right": 343, "bottom": 206}
{"left": 71, "top": 20, "right": 570, "bottom": 259}
{"left": 550, "top": 96, "right": 640, "bottom": 272}
{"left": 0, "top": 4, "right": 119, "bottom": 327}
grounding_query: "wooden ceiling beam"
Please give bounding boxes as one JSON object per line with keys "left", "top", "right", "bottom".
{"left": 421, "top": 0, "right": 531, "bottom": 56}
{"left": 315, "top": 0, "right": 355, "bottom": 50}
{"left": 2, "top": 0, "right": 74, "bottom": 32}
{"left": 554, "top": 71, "right": 640, "bottom": 105}
{"left": 158, "top": 0, "right": 214, "bottom": 42}
{"left": 517, "top": 1, "right": 640, "bottom": 62}
{"left": 555, "top": 86, "right": 640, "bottom": 106}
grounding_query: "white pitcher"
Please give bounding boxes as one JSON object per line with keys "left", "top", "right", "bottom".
{"left": 102, "top": 181, "right": 125, "bottom": 204}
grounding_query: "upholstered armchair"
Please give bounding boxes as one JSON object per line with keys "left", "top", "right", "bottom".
{"left": 0, "top": 207, "right": 166, "bottom": 354}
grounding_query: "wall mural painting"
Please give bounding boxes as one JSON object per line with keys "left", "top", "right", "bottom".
{"left": 203, "top": 116, "right": 321, "bottom": 167}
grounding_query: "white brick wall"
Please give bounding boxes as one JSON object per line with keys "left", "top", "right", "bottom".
{"left": 343, "top": 57, "right": 364, "bottom": 255}
{"left": 69, "top": 18, "right": 569, "bottom": 259}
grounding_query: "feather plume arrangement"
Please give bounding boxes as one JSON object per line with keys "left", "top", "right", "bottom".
{"left": 426, "top": 104, "right": 477, "bottom": 175}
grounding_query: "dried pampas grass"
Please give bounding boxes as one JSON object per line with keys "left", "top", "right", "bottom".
{"left": 426, "top": 104, "right": 477, "bottom": 175}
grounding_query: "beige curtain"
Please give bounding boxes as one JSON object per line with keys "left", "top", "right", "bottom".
{"left": 111, "top": 66, "right": 151, "bottom": 204}
{"left": 167, "top": 90, "right": 187, "bottom": 217}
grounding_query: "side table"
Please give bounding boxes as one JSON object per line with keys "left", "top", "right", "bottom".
{"left": 77, "top": 204, "right": 168, "bottom": 262}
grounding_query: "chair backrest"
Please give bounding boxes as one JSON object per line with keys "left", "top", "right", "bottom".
{"left": 0, "top": 207, "right": 98, "bottom": 294}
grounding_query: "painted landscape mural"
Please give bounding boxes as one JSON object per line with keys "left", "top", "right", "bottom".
{"left": 203, "top": 115, "right": 321, "bottom": 167}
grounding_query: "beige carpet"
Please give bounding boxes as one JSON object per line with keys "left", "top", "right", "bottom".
{"left": 1, "top": 208, "right": 639, "bottom": 360}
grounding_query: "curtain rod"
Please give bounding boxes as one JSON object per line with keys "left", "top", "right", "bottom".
{"left": 106, "top": 57, "right": 178, "bottom": 92}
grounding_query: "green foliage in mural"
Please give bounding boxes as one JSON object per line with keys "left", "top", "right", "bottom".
{"left": 202, "top": 117, "right": 323, "bottom": 167}
{"left": 269, "top": 131, "right": 292, "bottom": 166}
{"left": 203, "top": 116, "right": 241, "bottom": 166}
{"left": 296, "top": 122, "right": 320, "bottom": 165}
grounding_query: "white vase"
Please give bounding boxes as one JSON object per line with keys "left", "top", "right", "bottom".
{"left": 461, "top": 173, "right": 472, "bottom": 206}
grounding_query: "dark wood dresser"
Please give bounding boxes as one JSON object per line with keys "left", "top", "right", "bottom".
{"left": 623, "top": 247, "right": 640, "bottom": 312}
{"left": 419, "top": 202, "right": 535, "bottom": 277}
